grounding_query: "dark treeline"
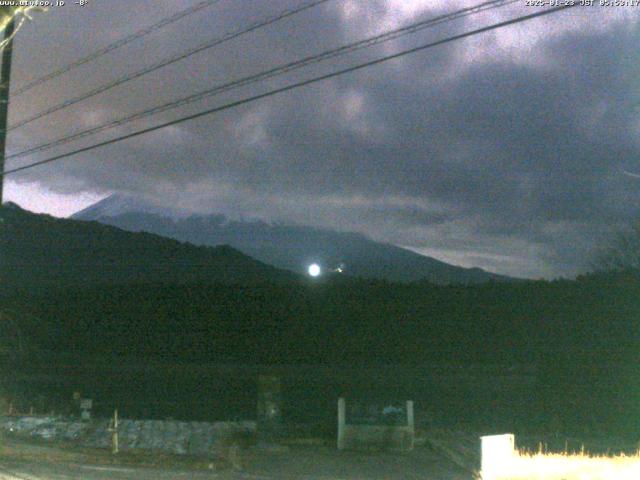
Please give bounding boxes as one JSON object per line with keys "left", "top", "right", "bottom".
{"left": 6, "top": 272, "right": 637, "bottom": 365}
{"left": 1, "top": 271, "right": 639, "bottom": 435}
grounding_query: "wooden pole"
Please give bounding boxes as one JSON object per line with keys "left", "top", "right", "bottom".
{"left": 109, "top": 409, "right": 119, "bottom": 454}
{"left": 337, "top": 397, "right": 346, "bottom": 450}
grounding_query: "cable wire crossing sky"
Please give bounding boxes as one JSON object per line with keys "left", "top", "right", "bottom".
{"left": 4, "top": 0, "right": 638, "bottom": 279}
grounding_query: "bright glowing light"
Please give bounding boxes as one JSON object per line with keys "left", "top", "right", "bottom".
{"left": 308, "top": 263, "right": 321, "bottom": 277}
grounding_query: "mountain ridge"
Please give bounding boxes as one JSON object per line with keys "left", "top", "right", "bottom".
{"left": 0, "top": 202, "right": 298, "bottom": 293}
{"left": 72, "top": 194, "right": 514, "bottom": 284}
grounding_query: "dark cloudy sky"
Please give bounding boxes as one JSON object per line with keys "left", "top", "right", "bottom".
{"left": 3, "top": 0, "right": 639, "bottom": 278}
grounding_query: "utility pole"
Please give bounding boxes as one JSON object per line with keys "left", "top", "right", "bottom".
{"left": 0, "top": 16, "right": 15, "bottom": 439}
{"left": 0, "top": 17, "right": 15, "bottom": 204}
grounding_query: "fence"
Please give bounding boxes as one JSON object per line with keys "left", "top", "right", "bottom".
{"left": 0, "top": 415, "right": 256, "bottom": 457}
{"left": 1, "top": 362, "right": 539, "bottom": 434}
{"left": 337, "top": 398, "right": 414, "bottom": 451}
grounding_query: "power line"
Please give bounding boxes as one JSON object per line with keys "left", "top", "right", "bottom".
{"left": 12, "top": 0, "right": 224, "bottom": 97}
{"left": 8, "top": 0, "right": 333, "bottom": 131}
{"left": 7, "top": 0, "right": 516, "bottom": 161}
{"left": 1, "top": 4, "right": 577, "bottom": 178}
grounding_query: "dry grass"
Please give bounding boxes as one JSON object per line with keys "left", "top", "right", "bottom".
{"left": 484, "top": 450, "right": 640, "bottom": 480}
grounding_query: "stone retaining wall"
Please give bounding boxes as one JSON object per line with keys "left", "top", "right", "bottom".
{"left": 0, "top": 416, "right": 256, "bottom": 457}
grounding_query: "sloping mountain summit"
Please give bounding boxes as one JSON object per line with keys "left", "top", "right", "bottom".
{"left": 72, "top": 194, "right": 513, "bottom": 284}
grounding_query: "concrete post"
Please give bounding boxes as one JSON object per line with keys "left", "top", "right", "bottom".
{"left": 406, "top": 401, "right": 414, "bottom": 432}
{"left": 108, "top": 409, "right": 119, "bottom": 454}
{"left": 480, "top": 433, "right": 514, "bottom": 479}
{"left": 337, "top": 397, "right": 346, "bottom": 450}
{"left": 406, "top": 400, "right": 415, "bottom": 451}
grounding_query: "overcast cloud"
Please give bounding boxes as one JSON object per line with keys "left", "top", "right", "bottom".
{"left": 3, "top": 0, "right": 639, "bottom": 278}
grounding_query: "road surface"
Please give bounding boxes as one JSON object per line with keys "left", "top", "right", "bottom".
{"left": 0, "top": 439, "right": 474, "bottom": 479}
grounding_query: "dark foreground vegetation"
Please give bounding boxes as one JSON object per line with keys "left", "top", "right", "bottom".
{"left": 0, "top": 206, "right": 638, "bottom": 438}
{"left": 1, "top": 271, "right": 637, "bottom": 438}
